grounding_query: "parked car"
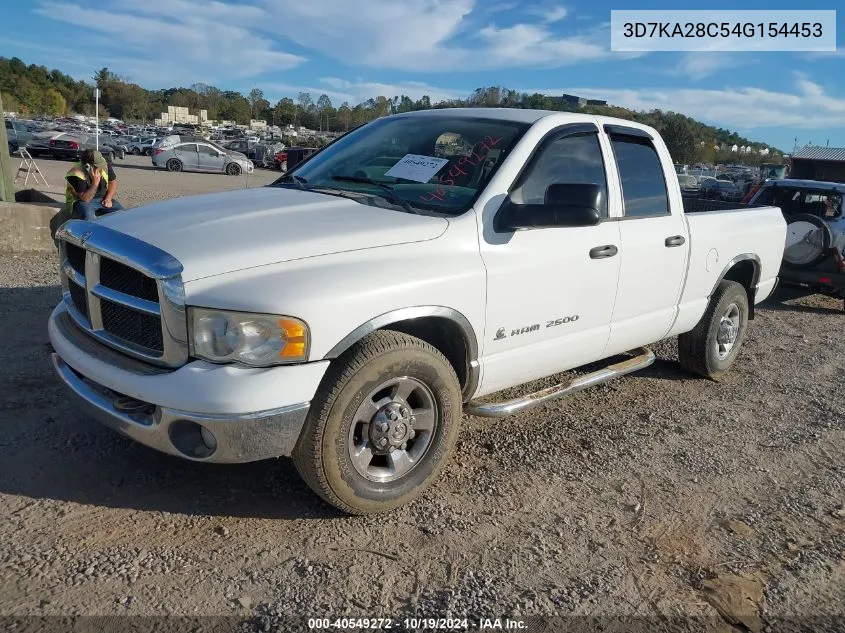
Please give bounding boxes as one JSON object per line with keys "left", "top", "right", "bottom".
{"left": 25, "top": 131, "right": 58, "bottom": 158}
{"left": 127, "top": 138, "right": 158, "bottom": 156}
{"left": 5, "top": 119, "right": 33, "bottom": 151}
{"left": 47, "top": 133, "right": 117, "bottom": 163}
{"left": 677, "top": 174, "right": 700, "bottom": 197}
{"left": 151, "top": 140, "right": 251, "bottom": 175}
{"left": 701, "top": 178, "right": 742, "bottom": 202}
{"left": 749, "top": 178, "right": 845, "bottom": 304}
{"left": 49, "top": 109, "right": 786, "bottom": 514}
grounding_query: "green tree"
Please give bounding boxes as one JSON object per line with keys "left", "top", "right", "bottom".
{"left": 337, "top": 101, "right": 351, "bottom": 130}
{"left": 661, "top": 115, "right": 697, "bottom": 164}
{"left": 316, "top": 94, "right": 333, "bottom": 131}
{"left": 248, "top": 87, "right": 265, "bottom": 119}
{"left": 44, "top": 88, "right": 66, "bottom": 116}
{"left": 273, "top": 97, "right": 297, "bottom": 126}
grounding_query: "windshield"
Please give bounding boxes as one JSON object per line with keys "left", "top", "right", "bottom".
{"left": 273, "top": 115, "right": 529, "bottom": 214}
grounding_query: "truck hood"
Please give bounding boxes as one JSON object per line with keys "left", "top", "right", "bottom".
{"left": 97, "top": 187, "right": 449, "bottom": 281}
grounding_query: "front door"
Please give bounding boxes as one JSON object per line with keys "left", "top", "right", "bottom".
{"left": 197, "top": 144, "right": 226, "bottom": 172}
{"left": 602, "top": 129, "right": 689, "bottom": 356}
{"left": 478, "top": 127, "right": 622, "bottom": 396}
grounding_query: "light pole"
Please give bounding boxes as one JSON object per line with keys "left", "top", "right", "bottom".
{"left": 95, "top": 87, "right": 100, "bottom": 149}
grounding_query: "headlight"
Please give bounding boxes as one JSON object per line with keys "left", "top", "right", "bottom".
{"left": 189, "top": 308, "right": 309, "bottom": 366}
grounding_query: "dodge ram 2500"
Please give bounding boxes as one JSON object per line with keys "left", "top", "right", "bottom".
{"left": 49, "top": 109, "right": 787, "bottom": 514}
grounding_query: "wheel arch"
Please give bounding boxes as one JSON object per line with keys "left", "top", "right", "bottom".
{"left": 711, "top": 254, "right": 761, "bottom": 319}
{"left": 323, "top": 306, "right": 480, "bottom": 402}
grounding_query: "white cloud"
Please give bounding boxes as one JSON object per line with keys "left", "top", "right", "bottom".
{"left": 34, "top": 1, "right": 304, "bottom": 85}
{"left": 531, "top": 76, "right": 845, "bottom": 131}
{"left": 33, "top": 0, "right": 629, "bottom": 78}
{"left": 526, "top": 5, "right": 568, "bottom": 24}
{"left": 674, "top": 52, "right": 753, "bottom": 81}
{"left": 255, "top": 0, "right": 612, "bottom": 70}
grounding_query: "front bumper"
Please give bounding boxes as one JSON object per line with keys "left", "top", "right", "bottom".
{"left": 48, "top": 304, "right": 330, "bottom": 463}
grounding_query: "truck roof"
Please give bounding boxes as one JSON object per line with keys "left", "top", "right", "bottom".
{"left": 763, "top": 178, "right": 845, "bottom": 192}
{"left": 397, "top": 107, "right": 657, "bottom": 136}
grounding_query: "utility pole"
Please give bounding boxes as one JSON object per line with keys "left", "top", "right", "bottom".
{"left": 0, "top": 93, "right": 15, "bottom": 202}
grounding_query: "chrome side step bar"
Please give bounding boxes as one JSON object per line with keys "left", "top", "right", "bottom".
{"left": 464, "top": 347, "right": 656, "bottom": 419}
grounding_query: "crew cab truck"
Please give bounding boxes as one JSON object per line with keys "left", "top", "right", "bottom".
{"left": 48, "top": 109, "right": 787, "bottom": 514}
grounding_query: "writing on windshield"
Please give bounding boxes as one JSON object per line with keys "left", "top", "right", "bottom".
{"left": 420, "top": 136, "right": 503, "bottom": 203}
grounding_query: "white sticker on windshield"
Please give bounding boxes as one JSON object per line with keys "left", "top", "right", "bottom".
{"left": 385, "top": 154, "right": 450, "bottom": 183}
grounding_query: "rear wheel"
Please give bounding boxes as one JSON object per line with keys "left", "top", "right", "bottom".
{"left": 293, "top": 330, "right": 462, "bottom": 514}
{"left": 166, "top": 158, "right": 182, "bottom": 172}
{"left": 226, "top": 162, "right": 242, "bottom": 176}
{"left": 678, "top": 280, "right": 749, "bottom": 380}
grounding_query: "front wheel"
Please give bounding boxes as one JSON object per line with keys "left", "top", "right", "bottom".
{"left": 293, "top": 330, "right": 462, "bottom": 514}
{"left": 226, "top": 162, "right": 242, "bottom": 176}
{"left": 131, "top": 147, "right": 141, "bottom": 156}
{"left": 678, "top": 279, "right": 749, "bottom": 380}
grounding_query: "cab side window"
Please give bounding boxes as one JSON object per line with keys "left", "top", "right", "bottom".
{"left": 610, "top": 135, "right": 669, "bottom": 218}
{"left": 513, "top": 132, "right": 608, "bottom": 217}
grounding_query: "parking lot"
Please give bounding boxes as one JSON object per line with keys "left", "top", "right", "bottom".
{"left": 0, "top": 157, "right": 845, "bottom": 630}
{"left": 1, "top": 164, "right": 844, "bottom": 629}
{"left": 15, "top": 154, "right": 281, "bottom": 208}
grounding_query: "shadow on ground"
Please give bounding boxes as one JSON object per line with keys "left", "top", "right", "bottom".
{"left": 758, "top": 285, "right": 843, "bottom": 315}
{"left": 0, "top": 284, "right": 338, "bottom": 521}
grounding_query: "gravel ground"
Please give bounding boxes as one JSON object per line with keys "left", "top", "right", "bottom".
{"left": 16, "top": 154, "right": 280, "bottom": 207}
{"left": 1, "top": 175, "right": 844, "bottom": 631}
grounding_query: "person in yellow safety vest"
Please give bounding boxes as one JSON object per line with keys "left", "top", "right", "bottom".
{"left": 65, "top": 149, "right": 124, "bottom": 220}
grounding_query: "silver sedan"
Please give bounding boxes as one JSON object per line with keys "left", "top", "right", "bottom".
{"left": 151, "top": 141, "right": 252, "bottom": 176}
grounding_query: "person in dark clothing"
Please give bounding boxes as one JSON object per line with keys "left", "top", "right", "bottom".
{"left": 64, "top": 149, "right": 124, "bottom": 220}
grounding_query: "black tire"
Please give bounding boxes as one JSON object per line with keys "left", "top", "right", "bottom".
{"left": 226, "top": 162, "right": 242, "bottom": 176}
{"left": 678, "top": 280, "right": 749, "bottom": 380}
{"left": 166, "top": 158, "right": 183, "bottom": 172}
{"left": 782, "top": 214, "right": 832, "bottom": 270}
{"left": 293, "top": 330, "right": 462, "bottom": 515}
{"left": 131, "top": 147, "right": 141, "bottom": 156}
{"left": 143, "top": 148, "right": 153, "bottom": 156}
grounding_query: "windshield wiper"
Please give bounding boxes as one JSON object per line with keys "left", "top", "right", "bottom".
{"left": 275, "top": 173, "right": 308, "bottom": 190}
{"left": 331, "top": 175, "right": 417, "bottom": 214}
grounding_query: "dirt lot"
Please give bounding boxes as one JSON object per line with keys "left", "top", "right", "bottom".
{"left": 16, "top": 154, "right": 280, "bottom": 207}
{"left": 0, "top": 168, "right": 843, "bottom": 631}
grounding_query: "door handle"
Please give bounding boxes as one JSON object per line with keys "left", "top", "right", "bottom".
{"left": 665, "top": 235, "right": 686, "bottom": 247}
{"left": 589, "top": 244, "right": 618, "bottom": 259}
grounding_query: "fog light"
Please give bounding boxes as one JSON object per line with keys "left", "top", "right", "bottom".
{"left": 168, "top": 420, "right": 217, "bottom": 459}
{"left": 200, "top": 426, "right": 217, "bottom": 452}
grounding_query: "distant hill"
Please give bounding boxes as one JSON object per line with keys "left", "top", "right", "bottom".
{"left": 1, "top": 56, "right": 780, "bottom": 164}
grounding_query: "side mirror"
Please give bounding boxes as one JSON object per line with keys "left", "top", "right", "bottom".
{"left": 496, "top": 183, "right": 603, "bottom": 231}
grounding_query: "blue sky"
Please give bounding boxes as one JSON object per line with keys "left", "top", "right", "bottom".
{"left": 1, "top": 0, "right": 843, "bottom": 151}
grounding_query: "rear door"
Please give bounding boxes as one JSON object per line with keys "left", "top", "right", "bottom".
{"left": 602, "top": 126, "right": 690, "bottom": 356}
{"left": 175, "top": 143, "right": 199, "bottom": 170}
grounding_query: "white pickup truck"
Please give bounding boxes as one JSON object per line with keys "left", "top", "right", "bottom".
{"left": 49, "top": 109, "right": 787, "bottom": 514}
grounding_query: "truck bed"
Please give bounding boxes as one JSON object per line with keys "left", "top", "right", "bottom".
{"left": 683, "top": 198, "right": 763, "bottom": 213}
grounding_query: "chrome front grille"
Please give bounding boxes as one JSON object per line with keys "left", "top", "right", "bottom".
{"left": 56, "top": 220, "right": 189, "bottom": 367}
